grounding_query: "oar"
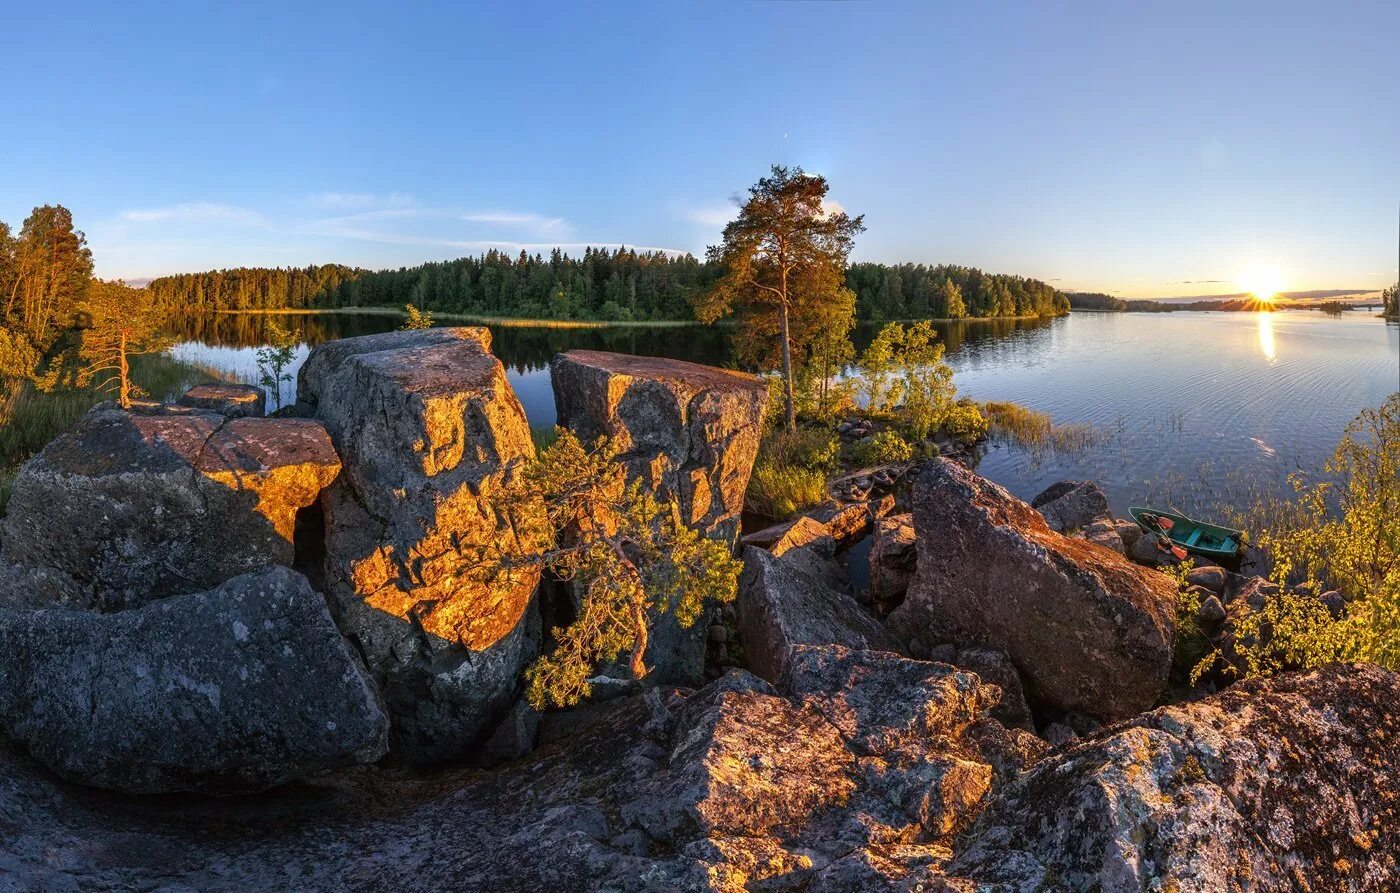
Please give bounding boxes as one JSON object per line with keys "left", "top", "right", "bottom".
{"left": 1152, "top": 515, "right": 1188, "bottom": 561}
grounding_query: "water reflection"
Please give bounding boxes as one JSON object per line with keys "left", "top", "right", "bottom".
{"left": 166, "top": 310, "right": 1400, "bottom": 518}
{"left": 1257, "top": 313, "right": 1276, "bottom": 361}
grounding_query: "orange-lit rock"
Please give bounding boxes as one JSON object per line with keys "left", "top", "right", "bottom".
{"left": 297, "top": 327, "right": 544, "bottom": 761}
{"left": 0, "top": 403, "right": 339, "bottom": 609}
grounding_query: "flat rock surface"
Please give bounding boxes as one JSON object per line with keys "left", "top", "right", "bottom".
{"left": 887, "top": 459, "right": 1176, "bottom": 723}
{"left": 0, "top": 566, "right": 387, "bottom": 794}
{"left": 177, "top": 383, "right": 267, "bottom": 418}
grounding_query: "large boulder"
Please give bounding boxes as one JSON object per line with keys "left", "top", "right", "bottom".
{"left": 295, "top": 327, "right": 545, "bottom": 762}
{"left": 1030, "top": 480, "right": 1111, "bottom": 532}
{"left": 737, "top": 546, "right": 899, "bottom": 682}
{"left": 1, "top": 404, "right": 340, "bottom": 609}
{"left": 886, "top": 460, "right": 1176, "bottom": 723}
{"left": 550, "top": 350, "right": 767, "bottom": 547}
{"left": 551, "top": 350, "right": 767, "bottom": 684}
{"left": 0, "top": 566, "right": 388, "bottom": 794}
{"left": 953, "top": 663, "right": 1400, "bottom": 891}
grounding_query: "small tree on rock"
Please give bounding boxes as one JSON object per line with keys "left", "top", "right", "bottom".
{"left": 77, "top": 280, "right": 173, "bottom": 408}
{"left": 471, "top": 429, "right": 741, "bottom": 709}
{"left": 401, "top": 303, "right": 434, "bottom": 330}
{"left": 255, "top": 320, "right": 300, "bottom": 410}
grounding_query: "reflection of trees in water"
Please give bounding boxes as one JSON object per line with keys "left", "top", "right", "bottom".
{"left": 165, "top": 312, "right": 1059, "bottom": 376}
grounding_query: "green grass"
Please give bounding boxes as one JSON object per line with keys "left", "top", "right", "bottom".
{"left": 747, "top": 463, "right": 829, "bottom": 520}
{"left": 982, "top": 400, "right": 1100, "bottom": 452}
{"left": 531, "top": 425, "right": 561, "bottom": 452}
{"left": 0, "top": 353, "right": 232, "bottom": 515}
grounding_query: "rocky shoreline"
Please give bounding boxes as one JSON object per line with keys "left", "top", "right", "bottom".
{"left": 0, "top": 328, "right": 1393, "bottom": 891}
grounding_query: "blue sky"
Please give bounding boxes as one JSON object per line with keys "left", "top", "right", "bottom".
{"left": 2, "top": 1, "right": 1396, "bottom": 297}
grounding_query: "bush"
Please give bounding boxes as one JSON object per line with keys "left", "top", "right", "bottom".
{"left": 748, "top": 464, "right": 828, "bottom": 519}
{"left": 941, "top": 399, "right": 989, "bottom": 443}
{"left": 852, "top": 429, "right": 914, "bottom": 466}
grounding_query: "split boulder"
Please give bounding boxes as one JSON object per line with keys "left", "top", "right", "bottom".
{"left": 886, "top": 459, "right": 1176, "bottom": 723}
{"left": 296, "top": 327, "right": 545, "bottom": 762}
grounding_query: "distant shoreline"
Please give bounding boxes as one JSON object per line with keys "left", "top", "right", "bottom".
{"left": 200, "top": 307, "right": 1070, "bottom": 327}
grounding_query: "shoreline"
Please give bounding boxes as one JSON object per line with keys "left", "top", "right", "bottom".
{"left": 203, "top": 307, "right": 1070, "bottom": 327}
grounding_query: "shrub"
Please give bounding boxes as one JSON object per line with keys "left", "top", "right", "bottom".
{"left": 941, "top": 399, "right": 989, "bottom": 443}
{"left": 857, "top": 321, "right": 957, "bottom": 438}
{"left": 762, "top": 427, "right": 841, "bottom": 474}
{"left": 852, "top": 429, "right": 914, "bottom": 466}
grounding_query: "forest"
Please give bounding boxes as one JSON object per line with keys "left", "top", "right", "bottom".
{"left": 144, "top": 250, "right": 1069, "bottom": 323}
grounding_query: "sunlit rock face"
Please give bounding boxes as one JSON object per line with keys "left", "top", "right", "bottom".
{"left": 0, "top": 403, "right": 339, "bottom": 609}
{"left": 886, "top": 459, "right": 1176, "bottom": 723}
{"left": 296, "top": 327, "right": 544, "bottom": 762}
{"left": 953, "top": 664, "right": 1400, "bottom": 891}
{"left": 550, "top": 350, "right": 767, "bottom": 683}
{"left": 176, "top": 382, "right": 267, "bottom": 418}
{"left": 0, "top": 566, "right": 388, "bottom": 795}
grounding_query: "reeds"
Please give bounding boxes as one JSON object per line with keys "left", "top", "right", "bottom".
{"left": 982, "top": 400, "right": 1101, "bottom": 452}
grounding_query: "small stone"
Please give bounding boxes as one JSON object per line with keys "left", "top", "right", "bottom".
{"left": 1042, "top": 722, "right": 1078, "bottom": 746}
{"left": 1185, "top": 565, "right": 1228, "bottom": 595}
{"left": 1196, "top": 594, "right": 1226, "bottom": 626}
{"left": 707, "top": 624, "right": 728, "bottom": 644}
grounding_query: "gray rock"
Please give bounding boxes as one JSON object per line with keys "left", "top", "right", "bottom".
{"left": 0, "top": 566, "right": 387, "bottom": 794}
{"left": 1113, "top": 518, "right": 1143, "bottom": 550}
{"left": 951, "top": 647, "right": 1033, "bottom": 731}
{"left": 551, "top": 349, "right": 767, "bottom": 686}
{"left": 1186, "top": 564, "right": 1228, "bottom": 595}
{"left": 1197, "top": 593, "right": 1226, "bottom": 626}
{"left": 1041, "top": 722, "right": 1078, "bottom": 746}
{"left": 1126, "top": 529, "right": 1186, "bottom": 569}
{"left": 481, "top": 699, "right": 541, "bottom": 766}
{"left": 869, "top": 512, "right": 917, "bottom": 615}
{"left": 297, "top": 327, "right": 545, "bottom": 762}
{"left": 176, "top": 383, "right": 267, "bottom": 417}
{"left": 954, "top": 664, "right": 1400, "bottom": 892}
{"left": 1030, "top": 480, "right": 1111, "bottom": 532}
{"left": 1082, "top": 518, "right": 1125, "bottom": 555}
{"left": 886, "top": 460, "right": 1177, "bottom": 723}
{"left": 1, "top": 404, "right": 340, "bottom": 609}
{"left": 736, "top": 547, "right": 899, "bottom": 683}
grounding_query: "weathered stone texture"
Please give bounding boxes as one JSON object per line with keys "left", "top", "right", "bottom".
{"left": 1, "top": 404, "right": 339, "bottom": 608}
{"left": 295, "top": 327, "right": 544, "bottom": 762}
{"left": 0, "top": 566, "right": 387, "bottom": 794}
{"left": 886, "top": 459, "right": 1176, "bottom": 722}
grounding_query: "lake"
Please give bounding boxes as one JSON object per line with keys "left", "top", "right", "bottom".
{"left": 167, "top": 310, "right": 1399, "bottom": 519}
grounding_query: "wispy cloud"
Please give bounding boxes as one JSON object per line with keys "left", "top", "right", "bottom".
{"left": 304, "top": 192, "right": 416, "bottom": 210}
{"left": 460, "top": 211, "right": 572, "bottom": 237}
{"left": 121, "top": 202, "right": 267, "bottom": 226}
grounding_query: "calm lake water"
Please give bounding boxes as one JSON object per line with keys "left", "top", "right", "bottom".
{"left": 167, "top": 310, "right": 1399, "bottom": 518}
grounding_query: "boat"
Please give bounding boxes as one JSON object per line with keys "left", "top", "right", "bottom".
{"left": 1128, "top": 506, "right": 1244, "bottom": 561}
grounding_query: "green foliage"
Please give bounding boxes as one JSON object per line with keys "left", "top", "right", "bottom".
{"left": 1219, "top": 591, "right": 1352, "bottom": 680}
{"left": 942, "top": 399, "right": 989, "bottom": 443}
{"left": 761, "top": 427, "right": 842, "bottom": 474}
{"left": 1252, "top": 394, "right": 1400, "bottom": 668}
{"left": 852, "top": 429, "right": 914, "bottom": 466}
{"left": 400, "top": 303, "right": 433, "bottom": 330}
{"left": 1383, "top": 282, "right": 1398, "bottom": 320}
{"left": 695, "top": 166, "right": 865, "bottom": 432}
{"left": 846, "top": 262, "right": 1067, "bottom": 321}
{"left": 474, "top": 430, "right": 741, "bottom": 709}
{"left": 856, "top": 321, "right": 959, "bottom": 439}
{"left": 254, "top": 321, "right": 300, "bottom": 410}
{"left": 747, "top": 463, "right": 829, "bottom": 520}
{"left": 77, "top": 280, "right": 175, "bottom": 408}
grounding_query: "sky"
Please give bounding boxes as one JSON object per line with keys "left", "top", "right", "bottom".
{"left": 2, "top": 1, "right": 1397, "bottom": 298}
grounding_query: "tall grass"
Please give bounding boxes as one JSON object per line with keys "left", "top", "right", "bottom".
{"left": 0, "top": 353, "right": 231, "bottom": 514}
{"left": 982, "top": 400, "right": 1101, "bottom": 452}
{"left": 747, "top": 464, "right": 829, "bottom": 520}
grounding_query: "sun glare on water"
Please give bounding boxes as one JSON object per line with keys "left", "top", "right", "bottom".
{"left": 1237, "top": 264, "right": 1284, "bottom": 302}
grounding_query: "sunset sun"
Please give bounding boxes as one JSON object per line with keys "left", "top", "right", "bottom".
{"left": 1237, "top": 264, "right": 1284, "bottom": 302}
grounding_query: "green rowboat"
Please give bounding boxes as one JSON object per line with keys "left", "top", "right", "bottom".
{"left": 1128, "top": 506, "right": 1244, "bottom": 561}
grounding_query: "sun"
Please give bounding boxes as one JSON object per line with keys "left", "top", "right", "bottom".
{"left": 1237, "top": 264, "right": 1284, "bottom": 302}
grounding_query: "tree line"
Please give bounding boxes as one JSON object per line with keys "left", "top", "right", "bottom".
{"left": 144, "top": 251, "right": 1069, "bottom": 323}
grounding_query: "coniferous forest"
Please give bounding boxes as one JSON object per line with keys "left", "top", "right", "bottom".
{"left": 144, "top": 249, "right": 1069, "bottom": 322}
